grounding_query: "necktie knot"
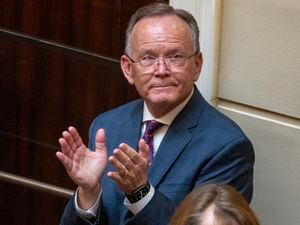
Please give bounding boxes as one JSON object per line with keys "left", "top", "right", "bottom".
{"left": 144, "top": 120, "right": 163, "bottom": 136}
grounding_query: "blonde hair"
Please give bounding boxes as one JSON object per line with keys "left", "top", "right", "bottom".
{"left": 169, "top": 184, "right": 260, "bottom": 225}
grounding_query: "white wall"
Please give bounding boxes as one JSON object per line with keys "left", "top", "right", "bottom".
{"left": 170, "top": 1, "right": 300, "bottom": 225}
{"left": 219, "top": 0, "right": 300, "bottom": 118}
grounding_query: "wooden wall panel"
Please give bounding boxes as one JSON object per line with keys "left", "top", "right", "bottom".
{"left": 0, "top": 182, "right": 69, "bottom": 225}
{"left": 0, "top": 0, "right": 160, "bottom": 57}
{"left": 0, "top": 134, "right": 76, "bottom": 189}
{"left": 0, "top": 38, "right": 137, "bottom": 145}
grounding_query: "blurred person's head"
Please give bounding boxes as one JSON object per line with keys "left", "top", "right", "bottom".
{"left": 169, "top": 184, "right": 260, "bottom": 225}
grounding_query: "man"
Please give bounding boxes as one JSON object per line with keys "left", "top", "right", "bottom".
{"left": 56, "top": 2, "right": 254, "bottom": 225}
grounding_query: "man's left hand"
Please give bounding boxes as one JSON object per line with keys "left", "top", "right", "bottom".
{"left": 107, "top": 139, "right": 150, "bottom": 194}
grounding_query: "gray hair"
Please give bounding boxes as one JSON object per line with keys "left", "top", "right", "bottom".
{"left": 124, "top": 2, "right": 200, "bottom": 55}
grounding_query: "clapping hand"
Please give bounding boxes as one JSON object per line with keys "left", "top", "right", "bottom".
{"left": 107, "top": 139, "right": 150, "bottom": 194}
{"left": 56, "top": 126, "right": 107, "bottom": 209}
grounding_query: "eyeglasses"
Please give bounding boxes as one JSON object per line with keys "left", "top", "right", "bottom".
{"left": 126, "top": 52, "right": 198, "bottom": 69}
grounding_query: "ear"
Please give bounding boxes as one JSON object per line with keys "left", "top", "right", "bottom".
{"left": 120, "top": 55, "right": 135, "bottom": 85}
{"left": 193, "top": 52, "right": 203, "bottom": 81}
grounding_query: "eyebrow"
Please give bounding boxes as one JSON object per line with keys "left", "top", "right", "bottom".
{"left": 137, "top": 47, "right": 184, "bottom": 56}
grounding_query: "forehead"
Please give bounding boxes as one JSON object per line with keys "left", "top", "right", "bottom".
{"left": 130, "top": 15, "right": 194, "bottom": 53}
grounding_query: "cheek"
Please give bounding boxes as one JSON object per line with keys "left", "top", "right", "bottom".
{"left": 136, "top": 73, "right": 153, "bottom": 84}
{"left": 175, "top": 73, "right": 195, "bottom": 88}
{"left": 133, "top": 76, "right": 151, "bottom": 94}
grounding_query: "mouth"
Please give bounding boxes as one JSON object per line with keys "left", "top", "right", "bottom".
{"left": 149, "top": 85, "right": 176, "bottom": 94}
{"left": 151, "top": 84, "right": 175, "bottom": 88}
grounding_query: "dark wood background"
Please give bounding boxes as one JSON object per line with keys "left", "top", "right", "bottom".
{"left": 0, "top": 1, "right": 167, "bottom": 224}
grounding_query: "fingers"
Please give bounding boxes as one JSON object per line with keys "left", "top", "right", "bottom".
{"left": 107, "top": 171, "right": 131, "bottom": 191}
{"left": 95, "top": 129, "right": 107, "bottom": 153}
{"left": 57, "top": 126, "right": 86, "bottom": 171}
{"left": 107, "top": 142, "right": 150, "bottom": 193}
{"left": 56, "top": 151, "right": 72, "bottom": 172}
{"left": 109, "top": 141, "right": 150, "bottom": 174}
{"left": 108, "top": 149, "right": 128, "bottom": 172}
{"left": 119, "top": 143, "right": 143, "bottom": 165}
{"left": 138, "top": 139, "right": 150, "bottom": 162}
{"left": 119, "top": 144, "right": 138, "bottom": 167}
{"left": 58, "top": 137, "right": 73, "bottom": 159}
{"left": 60, "top": 126, "right": 84, "bottom": 154}
{"left": 107, "top": 150, "right": 133, "bottom": 193}
{"left": 68, "top": 126, "right": 84, "bottom": 149}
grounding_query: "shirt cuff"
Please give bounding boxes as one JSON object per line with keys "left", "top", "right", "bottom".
{"left": 124, "top": 184, "right": 155, "bottom": 215}
{"left": 74, "top": 187, "right": 102, "bottom": 219}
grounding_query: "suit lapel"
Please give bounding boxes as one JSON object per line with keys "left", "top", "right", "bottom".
{"left": 118, "top": 100, "right": 144, "bottom": 150}
{"left": 148, "top": 126, "right": 192, "bottom": 187}
{"left": 148, "top": 88, "right": 206, "bottom": 187}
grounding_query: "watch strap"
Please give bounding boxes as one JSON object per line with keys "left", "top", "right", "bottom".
{"left": 125, "top": 181, "right": 150, "bottom": 203}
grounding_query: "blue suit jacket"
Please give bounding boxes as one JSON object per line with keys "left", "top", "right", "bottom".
{"left": 60, "top": 87, "right": 254, "bottom": 225}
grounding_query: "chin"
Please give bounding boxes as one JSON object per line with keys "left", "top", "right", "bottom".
{"left": 148, "top": 95, "right": 177, "bottom": 105}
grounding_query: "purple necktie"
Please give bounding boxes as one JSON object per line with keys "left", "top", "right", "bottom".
{"left": 142, "top": 120, "right": 163, "bottom": 162}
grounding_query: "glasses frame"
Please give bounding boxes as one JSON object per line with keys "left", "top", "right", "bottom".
{"left": 126, "top": 52, "right": 198, "bottom": 68}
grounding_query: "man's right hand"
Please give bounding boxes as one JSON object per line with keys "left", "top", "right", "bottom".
{"left": 56, "top": 126, "right": 107, "bottom": 209}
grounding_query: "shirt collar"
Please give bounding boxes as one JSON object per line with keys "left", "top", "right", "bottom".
{"left": 143, "top": 88, "right": 194, "bottom": 126}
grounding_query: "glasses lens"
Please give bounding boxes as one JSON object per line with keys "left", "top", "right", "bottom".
{"left": 133, "top": 52, "right": 196, "bottom": 73}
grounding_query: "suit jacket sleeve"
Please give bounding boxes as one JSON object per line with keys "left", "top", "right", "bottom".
{"left": 196, "top": 137, "right": 254, "bottom": 202}
{"left": 59, "top": 195, "right": 94, "bottom": 225}
{"left": 124, "top": 190, "right": 175, "bottom": 225}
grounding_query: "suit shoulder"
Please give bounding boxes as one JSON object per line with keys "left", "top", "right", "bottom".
{"left": 201, "top": 103, "right": 249, "bottom": 140}
{"left": 90, "top": 98, "right": 142, "bottom": 129}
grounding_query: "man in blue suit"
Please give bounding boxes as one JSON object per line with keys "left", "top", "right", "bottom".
{"left": 56, "top": 2, "right": 254, "bottom": 225}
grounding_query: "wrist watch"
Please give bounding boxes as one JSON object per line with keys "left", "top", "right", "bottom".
{"left": 125, "top": 181, "right": 150, "bottom": 203}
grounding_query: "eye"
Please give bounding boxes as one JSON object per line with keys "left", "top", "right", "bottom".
{"left": 140, "top": 55, "right": 157, "bottom": 66}
{"left": 141, "top": 55, "right": 156, "bottom": 61}
{"left": 168, "top": 54, "right": 184, "bottom": 61}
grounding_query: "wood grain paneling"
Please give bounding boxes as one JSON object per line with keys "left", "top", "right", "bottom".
{"left": 0, "top": 0, "right": 161, "bottom": 57}
{"left": 0, "top": 182, "right": 70, "bottom": 225}
{"left": 0, "top": 133, "right": 76, "bottom": 189}
{"left": 0, "top": 37, "right": 138, "bottom": 144}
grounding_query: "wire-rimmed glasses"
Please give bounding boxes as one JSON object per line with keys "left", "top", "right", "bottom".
{"left": 126, "top": 52, "right": 198, "bottom": 72}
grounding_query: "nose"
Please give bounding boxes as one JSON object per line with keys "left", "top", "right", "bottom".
{"left": 154, "top": 58, "right": 170, "bottom": 75}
